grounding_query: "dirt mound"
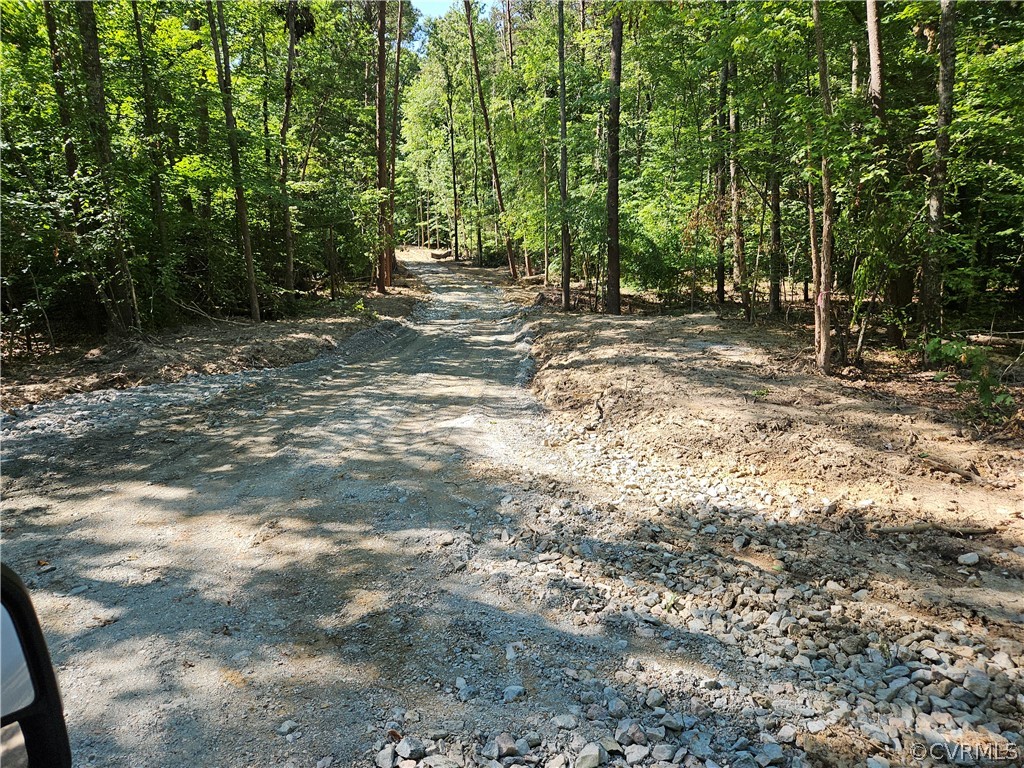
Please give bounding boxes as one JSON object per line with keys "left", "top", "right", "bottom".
{"left": 1, "top": 280, "right": 426, "bottom": 412}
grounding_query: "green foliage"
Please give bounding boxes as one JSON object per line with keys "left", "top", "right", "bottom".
{"left": 924, "top": 337, "right": 1016, "bottom": 418}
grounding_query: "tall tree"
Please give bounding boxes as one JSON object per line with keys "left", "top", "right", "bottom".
{"left": 130, "top": 2, "right": 170, "bottom": 281}
{"left": 464, "top": 0, "right": 518, "bottom": 280}
{"left": 76, "top": 0, "right": 140, "bottom": 332}
{"left": 728, "top": 59, "right": 749, "bottom": 320}
{"left": 280, "top": 0, "right": 299, "bottom": 293}
{"left": 375, "top": 0, "right": 388, "bottom": 292}
{"left": 921, "top": 0, "right": 957, "bottom": 337}
{"left": 714, "top": 61, "right": 728, "bottom": 305}
{"left": 768, "top": 60, "right": 783, "bottom": 315}
{"left": 606, "top": 9, "right": 622, "bottom": 315}
{"left": 387, "top": 0, "right": 405, "bottom": 275}
{"left": 206, "top": 0, "right": 260, "bottom": 321}
{"left": 811, "top": 0, "right": 835, "bottom": 374}
{"left": 558, "top": 0, "right": 571, "bottom": 310}
{"left": 865, "top": 0, "right": 885, "bottom": 125}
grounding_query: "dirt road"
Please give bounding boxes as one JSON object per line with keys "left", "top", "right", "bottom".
{"left": 2, "top": 249, "right": 1021, "bottom": 768}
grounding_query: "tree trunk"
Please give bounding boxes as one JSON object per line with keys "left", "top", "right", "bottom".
{"left": 375, "top": 0, "right": 388, "bottom": 293}
{"left": 542, "top": 139, "right": 549, "bottom": 286}
{"left": 812, "top": 0, "right": 835, "bottom": 374}
{"left": 76, "top": 0, "right": 140, "bottom": 332}
{"left": 44, "top": 0, "right": 123, "bottom": 331}
{"left": 207, "top": 0, "right": 260, "bottom": 321}
{"left": 768, "top": 61, "right": 783, "bottom": 314}
{"left": 464, "top": 0, "right": 518, "bottom": 280}
{"left": 191, "top": 16, "right": 213, "bottom": 221}
{"left": 558, "top": 0, "right": 571, "bottom": 310}
{"left": 921, "top": 0, "right": 956, "bottom": 337}
{"left": 865, "top": 0, "right": 886, "bottom": 125}
{"left": 471, "top": 91, "right": 484, "bottom": 266}
{"left": 606, "top": 11, "right": 622, "bottom": 316}
{"left": 714, "top": 62, "right": 728, "bottom": 306}
{"left": 280, "top": 0, "right": 298, "bottom": 292}
{"left": 387, "top": 0, "right": 404, "bottom": 276}
{"left": 130, "top": 2, "right": 170, "bottom": 274}
{"left": 728, "top": 60, "right": 749, "bottom": 321}
{"left": 448, "top": 92, "right": 459, "bottom": 261}
{"left": 43, "top": 1, "right": 79, "bottom": 209}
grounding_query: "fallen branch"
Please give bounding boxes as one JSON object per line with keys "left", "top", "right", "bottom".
{"left": 921, "top": 456, "right": 984, "bottom": 483}
{"left": 869, "top": 521, "right": 996, "bottom": 537}
{"left": 171, "top": 299, "right": 250, "bottom": 327}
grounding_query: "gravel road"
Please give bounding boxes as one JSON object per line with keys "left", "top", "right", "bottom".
{"left": 2, "top": 250, "right": 1021, "bottom": 768}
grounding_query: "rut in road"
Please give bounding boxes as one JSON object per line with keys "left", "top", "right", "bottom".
{"left": 2, "top": 250, "right": 596, "bottom": 767}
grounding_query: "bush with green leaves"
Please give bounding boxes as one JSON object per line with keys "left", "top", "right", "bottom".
{"left": 924, "top": 336, "right": 1016, "bottom": 418}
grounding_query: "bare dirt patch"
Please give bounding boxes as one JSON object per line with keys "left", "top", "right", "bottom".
{"left": 1, "top": 275, "right": 426, "bottom": 412}
{"left": 517, "top": 297, "right": 1024, "bottom": 621}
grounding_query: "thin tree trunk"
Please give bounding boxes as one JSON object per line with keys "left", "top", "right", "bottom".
{"left": 387, "top": 0, "right": 404, "bottom": 275}
{"left": 471, "top": 91, "right": 484, "bottom": 266}
{"left": 464, "top": 0, "right": 518, "bottom": 280}
{"left": 300, "top": 95, "right": 327, "bottom": 182}
{"left": 280, "top": 0, "right": 298, "bottom": 292}
{"left": 326, "top": 225, "right": 338, "bottom": 300}
{"left": 866, "top": 0, "right": 885, "bottom": 125}
{"left": 728, "top": 60, "right": 749, "bottom": 321}
{"left": 448, "top": 92, "right": 459, "bottom": 261}
{"left": 207, "top": 0, "right": 260, "bottom": 321}
{"left": 130, "top": 2, "right": 170, "bottom": 274}
{"left": 260, "top": 21, "right": 275, "bottom": 250}
{"left": 866, "top": 0, "right": 903, "bottom": 345}
{"left": 558, "top": 0, "right": 571, "bottom": 310}
{"left": 543, "top": 138, "right": 549, "bottom": 286}
{"left": 922, "top": 0, "right": 956, "bottom": 337}
{"left": 606, "top": 11, "right": 622, "bottom": 316}
{"left": 812, "top": 0, "right": 835, "bottom": 373}
{"left": 191, "top": 16, "right": 213, "bottom": 221}
{"left": 375, "top": 0, "right": 388, "bottom": 292}
{"left": 714, "top": 62, "right": 728, "bottom": 305}
{"left": 43, "top": 1, "right": 79, "bottom": 212}
{"left": 768, "top": 60, "right": 783, "bottom": 315}
{"left": 807, "top": 178, "right": 820, "bottom": 352}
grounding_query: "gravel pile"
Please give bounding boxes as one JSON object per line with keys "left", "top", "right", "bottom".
{"left": 364, "top": 415, "right": 1022, "bottom": 768}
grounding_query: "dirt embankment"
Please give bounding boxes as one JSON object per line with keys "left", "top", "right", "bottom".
{"left": 514, "top": 293, "right": 1024, "bottom": 613}
{"left": 0, "top": 278, "right": 426, "bottom": 413}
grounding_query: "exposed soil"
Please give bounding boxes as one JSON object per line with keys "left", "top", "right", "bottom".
{"left": 1, "top": 252, "right": 1021, "bottom": 768}
{"left": 0, "top": 275, "right": 426, "bottom": 413}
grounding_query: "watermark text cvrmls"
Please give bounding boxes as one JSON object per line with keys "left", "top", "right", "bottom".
{"left": 911, "top": 742, "right": 1019, "bottom": 763}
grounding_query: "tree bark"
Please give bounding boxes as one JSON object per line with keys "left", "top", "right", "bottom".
{"left": 130, "top": 2, "right": 170, "bottom": 273}
{"left": 207, "top": 0, "right": 260, "bottom": 321}
{"left": 44, "top": 1, "right": 123, "bottom": 331}
{"left": 76, "top": 0, "right": 140, "bottom": 331}
{"left": 375, "top": 0, "right": 388, "bottom": 292}
{"left": 558, "top": 0, "right": 571, "bottom": 309}
{"left": 812, "top": 0, "right": 835, "bottom": 374}
{"left": 728, "top": 59, "right": 749, "bottom": 321}
{"left": 865, "top": 0, "right": 885, "bottom": 125}
{"left": 464, "top": 0, "right": 518, "bottom": 280}
{"left": 471, "top": 89, "right": 484, "bottom": 266}
{"left": 714, "top": 62, "right": 728, "bottom": 305}
{"left": 387, "top": 0, "right": 404, "bottom": 277}
{"left": 921, "top": 0, "right": 956, "bottom": 337}
{"left": 43, "top": 2, "right": 78, "bottom": 207}
{"left": 606, "top": 11, "right": 622, "bottom": 316}
{"left": 448, "top": 92, "right": 459, "bottom": 261}
{"left": 542, "top": 139, "right": 549, "bottom": 286}
{"left": 768, "top": 64, "right": 783, "bottom": 314}
{"left": 280, "top": 0, "right": 298, "bottom": 292}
